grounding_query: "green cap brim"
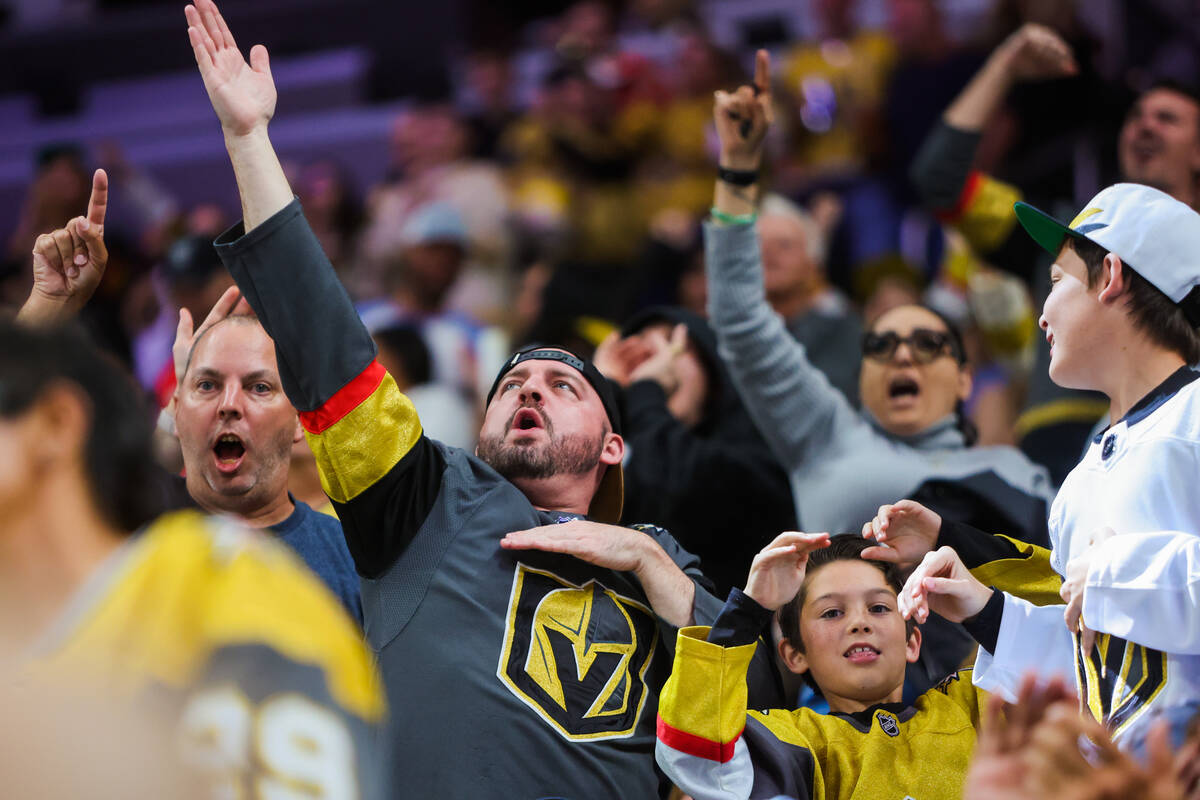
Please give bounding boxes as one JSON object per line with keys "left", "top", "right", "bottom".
{"left": 1014, "top": 201, "right": 1076, "bottom": 257}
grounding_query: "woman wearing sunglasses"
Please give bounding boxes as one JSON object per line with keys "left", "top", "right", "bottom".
{"left": 702, "top": 52, "right": 1055, "bottom": 695}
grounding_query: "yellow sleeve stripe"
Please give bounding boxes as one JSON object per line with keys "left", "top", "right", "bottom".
{"left": 969, "top": 535, "right": 1063, "bottom": 606}
{"left": 940, "top": 171, "right": 1023, "bottom": 254}
{"left": 306, "top": 370, "right": 422, "bottom": 504}
{"left": 657, "top": 627, "right": 756, "bottom": 750}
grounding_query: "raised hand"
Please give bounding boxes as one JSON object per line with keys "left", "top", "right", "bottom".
{"left": 1027, "top": 709, "right": 1180, "bottom": 800}
{"left": 592, "top": 331, "right": 653, "bottom": 388}
{"left": 185, "top": 0, "right": 276, "bottom": 138}
{"left": 860, "top": 500, "right": 942, "bottom": 569}
{"left": 713, "top": 49, "right": 773, "bottom": 170}
{"left": 900, "top": 545, "right": 992, "bottom": 624}
{"left": 996, "top": 23, "right": 1077, "bottom": 82}
{"left": 20, "top": 168, "right": 109, "bottom": 325}
{"left": 172, "top": 284, "right": 254, "bottom": 388}
{"left": 963, "top": 675, "right": 1075, "bottom": 800}
{"left": 628, "top": 324, "right": 689, "bottom": 395}
{"left": 743, "top": 531, "right": 831, "bottom": 611}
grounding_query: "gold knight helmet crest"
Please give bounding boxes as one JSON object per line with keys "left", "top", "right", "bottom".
{"left": 497, "top": 564, "right": 658, "bottom": 741}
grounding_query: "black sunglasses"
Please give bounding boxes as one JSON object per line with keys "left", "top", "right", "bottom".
{"left": 861, "top": 328, "right": 961, "bottom": 365}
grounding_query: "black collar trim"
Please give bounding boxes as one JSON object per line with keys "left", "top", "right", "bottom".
{"left": 831, "top": 701, "right": 915, "bottom": 733}
{"left": 1094, "top": 366, "right": 1199, "bottom": 443}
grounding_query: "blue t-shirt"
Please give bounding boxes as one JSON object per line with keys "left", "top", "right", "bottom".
{"left": 270, "top": 499, "right": 362, "bottom": 626}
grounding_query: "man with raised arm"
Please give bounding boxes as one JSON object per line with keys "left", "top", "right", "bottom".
{"left": 10, "top": 169, "right": 386, "bottom": 800}
{"left": 184, "top": 1, "right": 722, "bottom": 795}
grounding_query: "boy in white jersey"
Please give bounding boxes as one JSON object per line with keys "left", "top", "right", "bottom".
{"left": 871, "top": 182, "right": 1200, "bottom": 750}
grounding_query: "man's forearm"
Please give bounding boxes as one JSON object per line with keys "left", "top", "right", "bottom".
{"left": 224, "top": 129, "right": 293, "bottom": 233}
{"left": 636, "top": 540, "right": 697, "bottom": 628}
{"left": 943, "top": 48, "right": 1015, "bottom": 131}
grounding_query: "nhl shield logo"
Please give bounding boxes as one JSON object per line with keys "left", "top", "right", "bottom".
{"left": 876, "top": 710, "right": 900, "bottom": 737}
{"left": 497, "top": 564, "right": 658, "bottom": 741}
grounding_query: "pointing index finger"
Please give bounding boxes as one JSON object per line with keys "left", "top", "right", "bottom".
{"left": 86, "top": 169, "right": 108, "bottom": 228}
{"left": 753, "top": 49, "right": 770, "bottom": 95}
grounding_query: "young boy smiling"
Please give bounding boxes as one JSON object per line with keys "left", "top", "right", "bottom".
{"left": 867, "top": 183, "right": 1200, "bottom": 751}
{"left": 656, "top": 533, "right": 988, "bottom": 800}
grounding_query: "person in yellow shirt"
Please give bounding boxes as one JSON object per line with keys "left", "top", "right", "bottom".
{"left": 7, "top": 194, "right": 385, "bottom": 798}
{"left": 656, "top": 532, "right": 990, "bottom": 800}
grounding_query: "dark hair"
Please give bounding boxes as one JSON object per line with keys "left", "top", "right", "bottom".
{"left": 373, "top": 324, "right": 433, "bottom": 386}
{"left": 0, "top": 320, "right": 166, "bottom": 532}
{"left": 778, "top": 534, "right": 917, "bottom": 692}
{"left": 35, "top": 142, "right": 85, "bottom": 171}
{"left": 867, "top": 304, "right": 979, "bottom": 446}
{"left": 1064, "top": 236, "right": 1200, "bottom": 364}
{"left": 1143, "top": 79, "right": 1200, "bottom": 116}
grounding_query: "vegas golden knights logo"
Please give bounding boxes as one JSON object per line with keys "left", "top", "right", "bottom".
{"left": 1076, "top": 633, "right": 1168, "bottom": 737}
{"left": 497, "top": 564, "right": 658, "bottom": 741}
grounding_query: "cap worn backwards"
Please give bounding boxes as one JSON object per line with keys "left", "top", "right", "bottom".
{"left": 485, "top": 345, "right": 624, "bottom": 524}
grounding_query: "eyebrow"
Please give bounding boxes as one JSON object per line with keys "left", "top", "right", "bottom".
{"left": 812, "top": 587, "right": 895, "bottom": 604}
{"left": 502, "top": 366, "right": 583, "bottom": 386}
{"left": 544, "top": 367, "right": 583, "bottom": 385}
{"left": 190, "top": 367, "right": 276, "bottom": 383}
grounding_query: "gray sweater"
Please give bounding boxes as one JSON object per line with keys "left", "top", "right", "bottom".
{"left": 705, "top": 220, "right": 1054, "bottom": 537}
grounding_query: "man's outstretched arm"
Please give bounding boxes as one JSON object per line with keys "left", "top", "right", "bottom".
{"left": 185, "top": 0, "right": 290, "bottom": 231}
{"left": 188, "top": 0, "right": 445, "bottom": 579}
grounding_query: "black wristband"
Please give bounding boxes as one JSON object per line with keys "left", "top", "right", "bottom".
{"left": 961, "top": 588, "right": 1005, "bottom": 654}
{"left": 717, "top": 166, "right": 759, "bottom": 186}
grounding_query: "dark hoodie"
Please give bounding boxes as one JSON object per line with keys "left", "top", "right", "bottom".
{"left": 618, "top": 307, "right": 797, "bottom": 595}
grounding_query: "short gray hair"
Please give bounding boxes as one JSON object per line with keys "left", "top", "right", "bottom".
{"left": 760, "top": 193, "right": 827, "bottom": 266}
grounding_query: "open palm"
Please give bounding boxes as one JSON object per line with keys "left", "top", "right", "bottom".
{"left": 744, "top": 532, "right": 830, "bottom": 611}
{"left": 185, "top": 0, "right": 276, "bottom": 136}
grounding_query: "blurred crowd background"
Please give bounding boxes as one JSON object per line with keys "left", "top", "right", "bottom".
{"left": 0, "top": 0, "right": 1196, "bottom": 459}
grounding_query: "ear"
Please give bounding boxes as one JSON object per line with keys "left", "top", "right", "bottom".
{"left": 292, "top": 414, "right": 305, "bottom": 445}
{"left": 599, "top": 431, "right": 624, "bottom": 467}
{"left": 956, "top": 365, "right": 973, "bottom": 403}
{"left": 778, "top": 636, "right": 810, "bottom": 677}
{"left": 31, "top": 383, "right": 91, "bottom": 468}
{"left": 1096, "top": 253, "right": 1129, "bottom": 307}
{"left": 905, "top": 624, "right": 923, "bottom": 664}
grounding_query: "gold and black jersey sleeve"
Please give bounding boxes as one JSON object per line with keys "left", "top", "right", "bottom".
{"left": 215, "top": 201, "right": 447, "bottom": 578}
{"left": 939, "top": 519, "right": 1062, "bottom": 606}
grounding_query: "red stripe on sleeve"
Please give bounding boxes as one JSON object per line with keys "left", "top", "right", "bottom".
{"left": 936, "top": 170, "right": 983, "bottom": 224}
{"left": 656, "top": 715, "right": 742, "bottom": 764}
{"left": 299, "top": 360, "right": 387, "bottom": 434}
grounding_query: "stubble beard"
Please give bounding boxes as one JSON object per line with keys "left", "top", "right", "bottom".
{"left": 477, "top": 416, "right": 605, "bottom": 481}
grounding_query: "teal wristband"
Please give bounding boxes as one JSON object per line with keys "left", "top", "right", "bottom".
{"left": 710, "top": 207, "right": 757, "bottom": 226}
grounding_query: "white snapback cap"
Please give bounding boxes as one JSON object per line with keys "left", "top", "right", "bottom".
{"left": 1014, "top": 183, "right": 1200, "bottom": 326}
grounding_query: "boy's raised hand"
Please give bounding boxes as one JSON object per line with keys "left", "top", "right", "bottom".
{"left": 171, "top": 284, "right": 253, "bottom": 389}
{"left": 744, "top": 531, "right": 830, "bottom": 611}
{"left": 185, "top": 0, "right": 276, "bottom": 138}
{"left": 860, "top": 500, "right": 942, "bottom": 569}
{"left": 900, "top": 545, "right": 993, "bottom": 624}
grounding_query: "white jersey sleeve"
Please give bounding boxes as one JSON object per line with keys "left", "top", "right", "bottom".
{"left": 1084, "top": 531, "right": 1200, "bottom": 654}
{"left": 972, "top": 592, "right": 1078, "bottom": 700}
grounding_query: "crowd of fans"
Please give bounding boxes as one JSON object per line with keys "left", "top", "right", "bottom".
{"left": 2, "top": 0, "right": 1200, "bottom": 798}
